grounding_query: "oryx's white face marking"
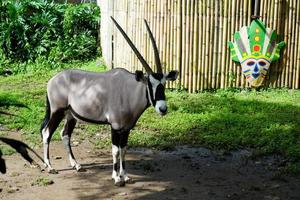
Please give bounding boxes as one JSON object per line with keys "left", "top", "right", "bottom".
{"left": 149, "top": 74, "right": 167, "bottom": 115}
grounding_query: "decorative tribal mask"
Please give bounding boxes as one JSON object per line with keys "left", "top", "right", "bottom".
{"left": 228, "top": 19, "right": 285, "bottom": 87}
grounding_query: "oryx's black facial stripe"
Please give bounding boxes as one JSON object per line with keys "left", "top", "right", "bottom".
{"left": 147, "top": 80, "right": 156, "bottom": 106}
{"left": 155, "top": 84, "right": 165, "bottom": 100}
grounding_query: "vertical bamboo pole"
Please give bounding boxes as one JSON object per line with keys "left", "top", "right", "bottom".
{"left": 240, "top": 0, "right": 248, "bottom": 88}
{"left": 168, "top": 0, "right": 173, "bottom": 88}
{"left": 245, "top": 0, "right": 251, "bottom": 89}
{"left": 221, "top": 0, "right": 228, "bottom": 89}
{"left": 181, "top": 0, "right": 186, "bottom": 89}
{"left": 197, "top": 0, "right": 203, "bottom": 91}
{"left": 177, "top": 0, "right": 182, "bottom": 89}
{"left": 289, "top": 0, "right": 299, "bottom": 89}
{"left": 226, "top": 0, "right": 230, "bottom": 89}
{"left": 150, "top": 0, "right": 154, "bottom": 66}
{"left": 133, "top": 0, "right": 138, "bottom": 71}
{"left": 268, "top": 0, "right": 272, "bottom": 26}
{"left": 282, "top": 0, "right": 287, "bottom": 88}
{"left": 296, "top": 0, "right": 300, "bottom": 88}
{"left": 201, "top": 0, "right": 207, "bottom": 90}
{"left": 129, "top": 0, "right": 134, "bottom": 71}
{"left": 274, "top": 0, "right": 280, "bottom": 87}
{"left": 269, "top": 0, "right": 275, "bottom": 29}
{"left": 212, "top": 0, "right": 218, "bottom": 89}
{"left": 170, "top": 0, "right": 176, "bottom": 88}
{"left": 163, "top": 0, "right": 168, "bottom": 75}
{"left": 285, "top": 1, "right": 293, "bottom": 87}
{"left": 166, "top": 0, "right": 170, "bottom": 75}
{"left": 216, "top": 0, "right": 223, "bottom": 89}
{"left": 185, "top": 0, "right": 190, "bottom": 90}
{"left": 124, "top": 0, "right": 129, "bottom": 70}
{"left": 136, "top": 1, "right": 144, "bottom": 71}
{"left": 160, "top": 0, "right": 165, "bottom": 74}
{"left": 229, "top": 0, "right": 236, "bottom": 87}
{"left": 248, "top": 0, "right": 252, "bottom": 25}
{"left": 155, "top": 0, "right": 160, "bottom": 70}
{"left": 263, "top": 0, "right": 268, "bottom": 25}
{"left": 132, "top": 0, "right": 137, "bottom": 72}
{"left": 144, "top": 0, "right": 149, "bottom": 66}
{"left": 140, "top": 0, "right": 145, "bottom": 70}
{"left": 236, "top": 0, "right": 242, "bottom": 88}
{"left": 192, "top": 0, "right": 198, "bottom": 92}
{"left": 260, "top": 0, "right": 264, "bottom": 23}
{"left": 138, "top": 0, "right": 142, "bottom": 71}
{"left": 208, "top": 0, "right": 214, "bottom": 89}
{"left": 231, "top": 0, "right": 240, "bottom": 87}
{"left": 188, "top": 0, "right": 195, "bottom": 92}
{"left": 204, "top": 0, "right": 210, "bottom": 89}
{"left": 171, "top": 0, "right": 175, "bottom": 88}
{"left": 277, "top": 0, "right": 284, "bottom": 87}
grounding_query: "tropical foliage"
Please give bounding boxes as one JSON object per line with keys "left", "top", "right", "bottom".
{"left": 0, "top": 0, "right": 100, "bottom": 73}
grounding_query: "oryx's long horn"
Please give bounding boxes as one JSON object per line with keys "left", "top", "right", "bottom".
{"left": 144, "top": 19, "right": 162, "bottom": 74}
{"left": 111, "top": 16, "right": 153, "bottom": 74}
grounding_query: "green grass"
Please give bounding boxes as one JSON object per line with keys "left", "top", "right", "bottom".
{"left": 0, "top": 59, "right": 300, "bottom": 172}
{"left": 32, "top": 176, "right": 54, "bottom": 186}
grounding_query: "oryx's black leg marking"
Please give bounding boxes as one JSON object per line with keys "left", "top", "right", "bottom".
{"left": 111, "top": 129, "right": 131, "bottom": 186}
{"left": 42, "top": 109, "right": 65, "bottom": 173}
{"left": 61, "top": 115, "right": 82, "bottom": 171}
{"left": 111, "top": 129, "right": 120, "bottom": 180}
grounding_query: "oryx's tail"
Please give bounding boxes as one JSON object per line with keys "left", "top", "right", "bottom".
{"left": 40, "top": 94, "right": 50, "bottom": 138}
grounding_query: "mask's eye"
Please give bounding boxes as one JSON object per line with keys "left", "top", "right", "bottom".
{"left": 258, "top": 61, "right": 266, "bottom": 66}
{"left": 246, "top": 61, "right": 255, "bottom": 66}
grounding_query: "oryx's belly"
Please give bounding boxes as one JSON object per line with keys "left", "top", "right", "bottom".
{"left": 68, "top": 88, "right": 109, "bottom": 124}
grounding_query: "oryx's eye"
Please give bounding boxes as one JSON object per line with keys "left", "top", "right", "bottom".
{"left": 258, "top": 61, "right": 266, "bottom": 66}
{"left": 246, "top": 61, "right": 255, "bottom": 66}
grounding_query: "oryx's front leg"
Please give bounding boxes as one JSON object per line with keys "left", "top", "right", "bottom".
{"left": 61, "top": 114, "right": 82, "bottom": 171}
{"left": 111, "top": 129, "right": 131, "bottom": 186}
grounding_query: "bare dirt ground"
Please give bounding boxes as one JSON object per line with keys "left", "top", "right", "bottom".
{"left": 0, "top": 133, "right": 300, "bottom": 200}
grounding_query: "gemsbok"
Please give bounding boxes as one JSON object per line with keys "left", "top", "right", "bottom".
{"left": 40, "top": 16, "right": 178, "bottom": 186}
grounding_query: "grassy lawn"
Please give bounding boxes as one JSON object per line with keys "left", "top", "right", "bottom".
{"left": 0, "top": 59, "right": 300, "bottom": 173}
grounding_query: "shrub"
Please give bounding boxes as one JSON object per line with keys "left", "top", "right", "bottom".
{"left": 0, "top": 0, "right": 100, "bottom": 73}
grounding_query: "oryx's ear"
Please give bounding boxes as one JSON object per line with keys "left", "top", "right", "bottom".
{"left": 166, "top": 70, "right": 179, "bottom": 81}
{"left": 135, "top": 70, "right": 145, "bottom": 81}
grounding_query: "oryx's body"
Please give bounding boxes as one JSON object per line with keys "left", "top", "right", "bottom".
{"left": 41, "top": 17, "right": 178, "bottom": 186}
{"left": 47, "top": 68, "right": 149, "bottom": 130}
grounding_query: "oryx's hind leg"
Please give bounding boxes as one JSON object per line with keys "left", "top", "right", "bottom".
{"left": 42, "top": 109, "right": 65, "bottom": 174}
{"left": 60, "top": 114, "right": 82, "bottom": 171}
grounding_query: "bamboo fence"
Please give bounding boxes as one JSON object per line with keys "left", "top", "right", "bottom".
{"left": 99, "top": 0, "right": 300, "bottom": 91}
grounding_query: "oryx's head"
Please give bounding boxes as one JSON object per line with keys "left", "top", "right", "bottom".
{"left": 111, "top": 17, "right": 178, "bottom": 116}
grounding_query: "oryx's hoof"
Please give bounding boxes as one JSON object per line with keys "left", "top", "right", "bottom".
{"left": 74, "top": 164, "right": 85, "bottom": 172}
{"left": 48, "top": 168, "right": 58, "bottom": 174}
{"left": 76, "top": 167, "right": 86, "bottom": 172}
{"left": 125, "top": 177, "right": 134, "bottom": 184}
{"left": 114, "top": 180, "right": 125, "bottom": 187}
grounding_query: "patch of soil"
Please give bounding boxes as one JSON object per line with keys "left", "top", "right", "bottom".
{"left": 0, "top": 134, "right": 299, "bottom": 200}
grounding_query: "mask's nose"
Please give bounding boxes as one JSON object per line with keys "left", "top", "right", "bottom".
{"left": 254, "top": 64, "right": 259, "bottom": 73}
{"left": 252, "top": 64, "right": 260, "bottom": 78}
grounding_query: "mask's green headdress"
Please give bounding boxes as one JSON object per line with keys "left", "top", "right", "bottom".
{"left": 228, "top": 19, "right": 285, "bottom": 87}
